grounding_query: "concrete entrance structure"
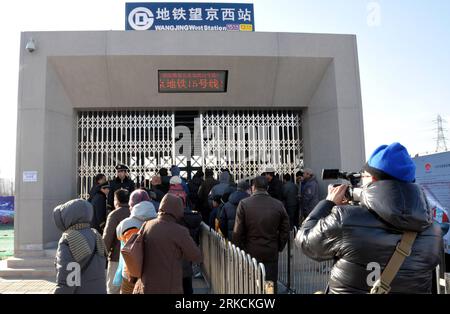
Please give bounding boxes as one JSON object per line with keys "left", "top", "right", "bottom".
{"left": 14, "top": 30, "right": 364, "bottom": 255}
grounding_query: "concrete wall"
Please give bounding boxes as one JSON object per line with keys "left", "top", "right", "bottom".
{"left": 15, "top": 31, "right": 365, "bottom": 253}
{"left": 42, "top": 63, "right": 77, "bottom": 247}
{"left": 303, "top": 61, "right": 341, "bottom": 174}
{"left": 15, "top": 33, "right": 47, "bottom": 252}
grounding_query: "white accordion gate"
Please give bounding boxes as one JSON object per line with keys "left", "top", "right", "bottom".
{"left": 77, "top": 110, "right": 174, "bottom": 198}
{"left": 200, "top": 110, "right": 303, "bottom": 182}
{"left": 77, "top": 109, "right": 303, "bottom": 198}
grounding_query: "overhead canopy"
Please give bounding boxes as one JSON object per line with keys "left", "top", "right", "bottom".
{"left": 49, "top": 55, "right": 331, "bottom": 109}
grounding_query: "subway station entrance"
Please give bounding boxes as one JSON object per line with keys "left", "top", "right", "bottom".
{"left": 15, "top": 30, "right": 365, "bottom": 252}
{"left": 77, "top": 109, "right": 303, "bottom": 198}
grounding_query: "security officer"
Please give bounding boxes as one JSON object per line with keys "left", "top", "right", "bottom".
{"left": 107, "top": 164, "right": 136, "bottom": 210}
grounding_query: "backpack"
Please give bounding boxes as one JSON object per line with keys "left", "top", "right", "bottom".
{"left": 121, "top": 222, "right": 147, "bottom": 279}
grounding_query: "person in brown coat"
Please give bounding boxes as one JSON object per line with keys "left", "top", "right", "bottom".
{"left": 133, "top": 193, "right": 202, "bottom": 294}
{"left": 232, "top": 176, "right": 290, "bottom": 293}
{"left": 102, "top": 189, "right": 130, "bottom": 294}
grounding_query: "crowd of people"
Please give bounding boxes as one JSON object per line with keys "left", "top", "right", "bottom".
{"left": 53, "top": 163, "right": 317, "bottom": 294}
{"left": 52, "top": 142, "right": 445, "bottom": 294}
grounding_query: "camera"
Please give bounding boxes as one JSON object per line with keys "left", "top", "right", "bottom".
{"left": 26, "top": 38, "right": 36, "bottom": 53}
{"left": 321, "top": 169, "right": 363, "bottom": 204}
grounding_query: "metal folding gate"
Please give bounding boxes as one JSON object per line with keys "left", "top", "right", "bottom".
{"left": 77, "top": 109, "right": 303, "bottom": 198}
{"left": 77, "top": 110, "right": 175, "bottom": 198}
{"left": 201, "top": 110, "right": 303, "bottom": 182}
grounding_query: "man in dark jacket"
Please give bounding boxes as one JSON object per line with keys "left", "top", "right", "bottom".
{"left": 300, "top": 168, "right": 319, "bottom": 218}
{"left": 88, "top": 173, "right": 106, "bottom": 202}
{"left": 102, "top": 188, "right": 130, "bottom": 294}
{"left": 197, "top": 168, "right": 219, "bottom": 222}
{"left": 209, "top": 195, "right": 223, "bottom": 230}
{"left": 91, "top": 182, "right": 110, "bottom": 234}
{"left": 282, "top": 174, "right": 299, "bottom": 229}
{"left": 107, "top": 164, "right": 135, "bottom": 210}
{"left": 208, "top": 171, "right": 235, "bottom": 209}
{"left": 156, "top": 167, "right": 171, "bottom": 195}
{"left": 232, "top": 176, "right": 290, "bottom": 293}
{"left": 219, "top": 181, "right": 251, "bottom": 240}
{"left": 188, "top": 170, "right": 204, "bottom": 211}
{"left": 221, "top": 168, "right": 236, "bottom": 188}
{"left": 295, "top": 170, "right": 304, "bottom": 224}
{"left": 264, "top": 167, "right": 283, "bottom": 201}
{"left": 296, "top": 142, "right": 443, "bottom": 294}
{"left": 150, "top": 175, "right": 165, "bottom": 202}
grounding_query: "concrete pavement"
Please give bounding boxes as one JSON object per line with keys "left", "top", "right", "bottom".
{"left": 0, "top": 277, "right": 209, "bottom": 294}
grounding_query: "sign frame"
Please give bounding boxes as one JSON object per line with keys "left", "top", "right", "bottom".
{"left": 126, "top": 2, "right": 255, "bottom": 32}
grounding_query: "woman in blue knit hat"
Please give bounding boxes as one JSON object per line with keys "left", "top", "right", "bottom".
{"left": 296, "top": 142, "right": 443, "bottom": 294}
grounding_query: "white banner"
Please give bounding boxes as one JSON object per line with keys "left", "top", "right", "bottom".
{"left": 414, "top": 151, "right": 450, "bottom": 253}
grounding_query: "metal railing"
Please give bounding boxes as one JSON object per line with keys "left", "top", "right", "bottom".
{"left": 445, "top": 273, "right": 450, "bottom": 294}
{"left": 278, "top": 227, "right": 333, "bottom": 294}
{"left": 280, "top": 227, "right": 447, "bottom": 294}
{"left": 199, "top": 222, "right": 267, "bottom": 294}
{"left": 202, "top": 223, "right": 448, "bottom": 294}
{"left": 435, "top": 250, "right": 448, "bottom": 294}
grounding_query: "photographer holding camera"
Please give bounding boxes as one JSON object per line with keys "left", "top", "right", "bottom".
{"left": 296, "top": 142, "right": 443, "bottom": 294}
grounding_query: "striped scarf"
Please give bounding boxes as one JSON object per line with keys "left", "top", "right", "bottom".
{"left": 63, "top": 224, "right": 107, "bottom": 264}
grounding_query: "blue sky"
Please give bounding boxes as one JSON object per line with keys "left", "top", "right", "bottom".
{"left": 253, "top": 0, "right": 450, "bottom": 156}
{"left": 0, "top": 0, "right": 449, "bottom": 178}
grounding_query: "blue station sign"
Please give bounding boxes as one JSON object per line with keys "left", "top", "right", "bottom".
{"left": 126, "top": 2, "right": 254, "bottom": 31}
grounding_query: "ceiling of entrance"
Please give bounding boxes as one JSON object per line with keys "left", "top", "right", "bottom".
{"left": 49, "top": 55, "right": 332, "bottom": 109}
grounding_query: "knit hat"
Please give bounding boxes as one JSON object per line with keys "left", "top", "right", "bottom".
{"left": 170, "top": 165, "right": 181, "bottom": 176}
{"left": 363, "top": 142, "right": 416, "bottom": 183}
{"left": 129, "top": 189, "right": 151, "bottom": 208}
{"left": 169, "top": 176, "right": 182, "bottom": 185}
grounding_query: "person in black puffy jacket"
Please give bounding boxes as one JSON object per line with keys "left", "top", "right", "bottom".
{"left": 296, "top": 142, "right": 443, "bottom": 294}
{"left": 90, "top": 182, "right": 110, "bottom": 234}
{"left": 188, "top": 170, "right": 204, "bottom": 211}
